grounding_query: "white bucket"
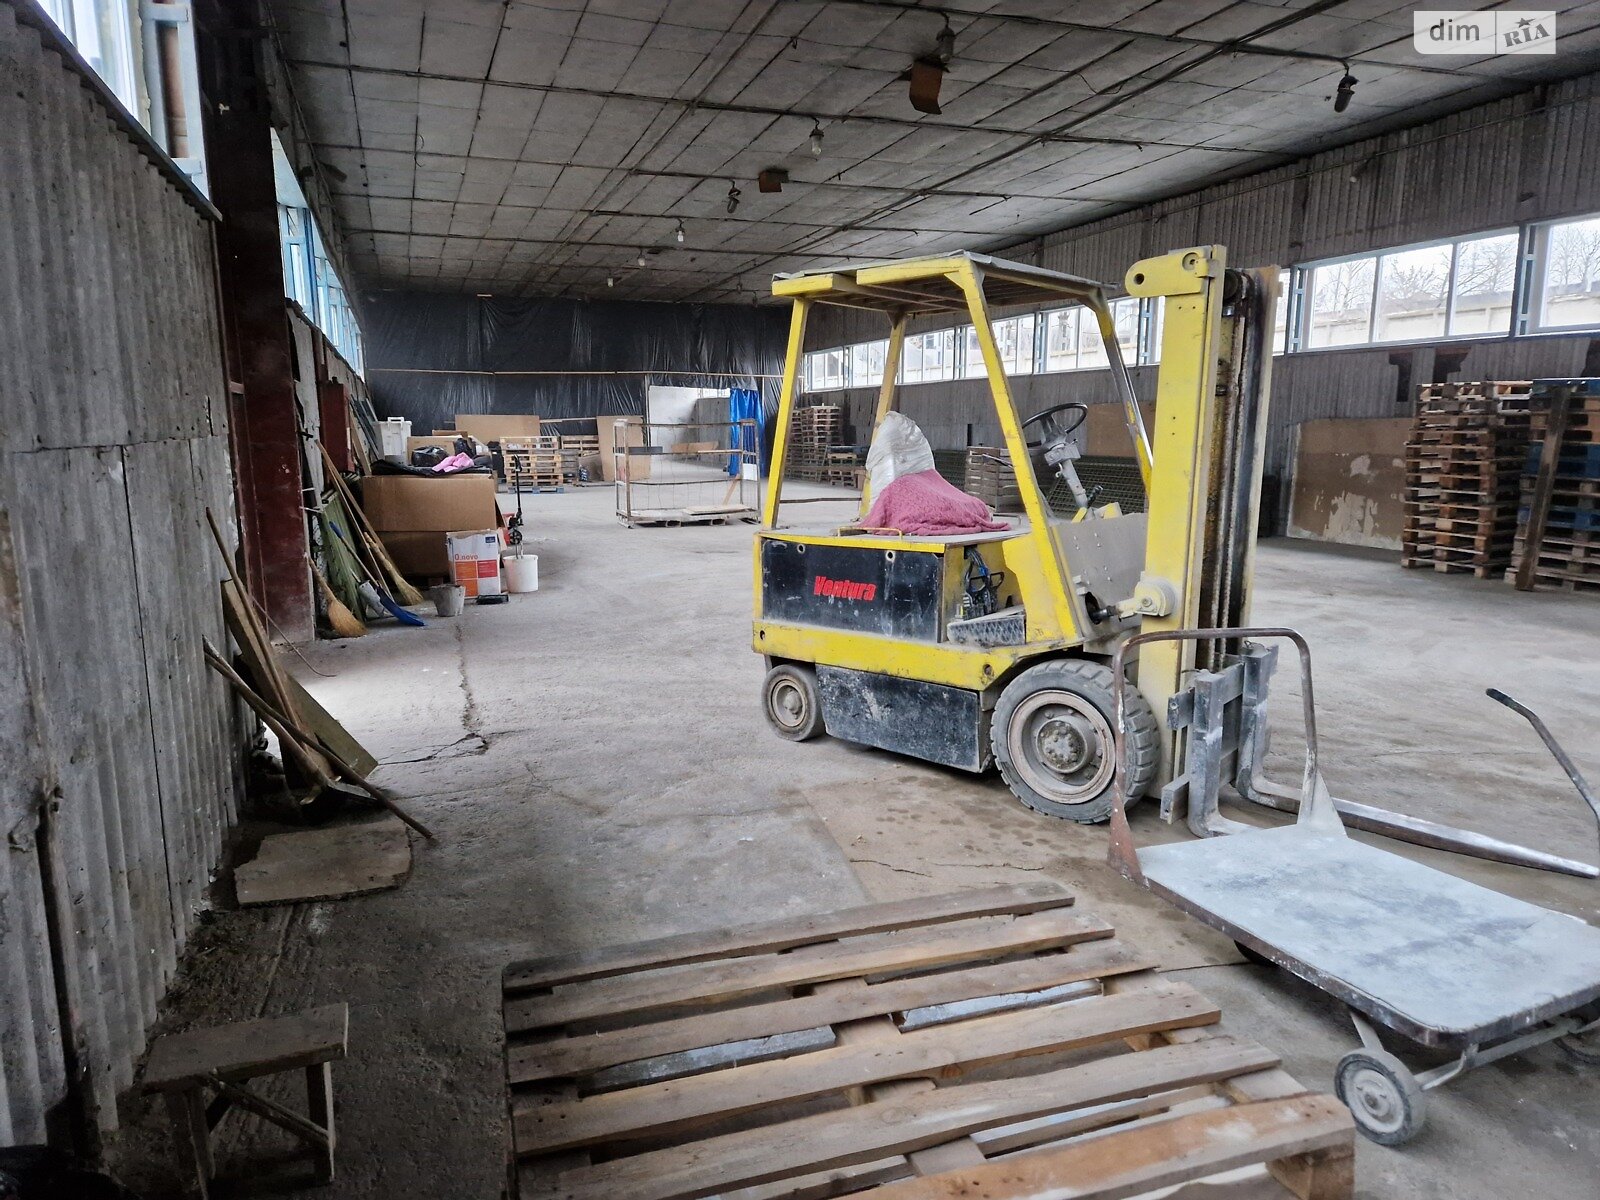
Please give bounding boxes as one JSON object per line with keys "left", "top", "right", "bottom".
{"left": 429, "top": 583, "right": 465, "bottom": 617}
{"left": 504, "top": 554, "right": 539, "bottom": 593}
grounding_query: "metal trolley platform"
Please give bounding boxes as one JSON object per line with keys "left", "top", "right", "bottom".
{"left": 1109, "top": 627, "right": 1600, "bottom": 1144}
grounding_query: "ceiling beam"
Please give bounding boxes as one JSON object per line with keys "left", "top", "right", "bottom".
{"left": 313, "top": 143, "right": 1143, "bottom": 207}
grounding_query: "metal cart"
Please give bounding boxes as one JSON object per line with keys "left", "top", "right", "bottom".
{"left": 1107, "top": 627, "right": 1600, "bottom": 1144}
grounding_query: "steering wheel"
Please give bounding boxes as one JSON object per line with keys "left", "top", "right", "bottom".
{"left": 1021, "top": 402, "right": 1089, "bottom": 448}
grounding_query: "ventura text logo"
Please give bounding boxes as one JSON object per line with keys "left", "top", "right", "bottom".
{"left": 1413, "top": 11, "right": 1557, "bottom": 55}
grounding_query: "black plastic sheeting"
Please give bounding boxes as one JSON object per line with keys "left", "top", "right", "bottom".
{"left": 363, "top": 291, "right": 788, "bottom": 434}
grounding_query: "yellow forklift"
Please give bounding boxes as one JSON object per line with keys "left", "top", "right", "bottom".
{"left": 753, "top": 248, "right": 1276, "bottom": 823}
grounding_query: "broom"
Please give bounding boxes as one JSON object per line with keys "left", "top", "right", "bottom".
{"left": 316, "top": 440, "right": 427, "bottom": 607}
{"left": 312, "top": 562, "right": 366, "bottom": 638}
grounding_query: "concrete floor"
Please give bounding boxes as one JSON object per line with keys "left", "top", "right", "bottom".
{"left": 111, "top": 483, "right": 1600, "bottom": 1199}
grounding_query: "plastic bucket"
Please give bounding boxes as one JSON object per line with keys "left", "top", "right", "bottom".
{"left": 429, "top": 583, "right": 465, "bottom": 617}
{"left": 504, "top": 554, "right": 539, "bottom": 593}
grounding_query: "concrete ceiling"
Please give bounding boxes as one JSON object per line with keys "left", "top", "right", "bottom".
{"left": 265, "top": 0, "right": 1600, "bottom": 303}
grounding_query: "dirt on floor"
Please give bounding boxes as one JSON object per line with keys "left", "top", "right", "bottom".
{"left": 108, "top": 485, "right": 1600, "bottom": 1199}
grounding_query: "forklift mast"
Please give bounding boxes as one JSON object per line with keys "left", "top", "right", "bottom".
{"left": 1122, "top": 248, "right": 1277, "bottom": 785}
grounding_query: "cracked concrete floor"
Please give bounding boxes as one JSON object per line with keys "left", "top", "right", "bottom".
{"left": 110, "top": 484, "right": 1599, "bottom": 1199}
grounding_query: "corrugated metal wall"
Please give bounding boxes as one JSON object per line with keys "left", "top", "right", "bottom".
{"left": 806, "top": 73, "right": 1600, "bottom": 516}
{"left": 0, "top": 3, "right": 241, "bottom": 1141}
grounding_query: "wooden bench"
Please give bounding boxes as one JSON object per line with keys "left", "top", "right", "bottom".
{"left": 499, "top": 884, "right": 1354, "bottom": 1200}
{"left": 143, "top": 1004, "right": 348, "bottom": 1197}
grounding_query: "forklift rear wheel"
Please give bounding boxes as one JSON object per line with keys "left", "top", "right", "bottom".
{"left": 991, "top": 659, "right": 1158, "bottom": 824}
{"left": 763, "top": 664, "right": 825, "bottom": 742}
{"left": 1334, "top": 1048, "right": 1427, "bottom": 1145}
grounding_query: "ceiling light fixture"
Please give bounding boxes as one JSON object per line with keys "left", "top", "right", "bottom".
{"left": 637, "top": 250, "right": 648, "bottom": 268}
{"left": 606, "top": 276, "right": 615, "bottom": 288}
{"left": 675, "top": 219, "right": 686, "bottom": 244}
{"left": 907, "top": 17, "right": 955, "bottom": 115}
{"left": 809, "top": 121, "right": 824, "bottom": 157}
{"left": 726, "top": 181, "right": 741, "bottom": 214}
{"left": 1333, "top": 63, "right": 1358, "bottom": 114}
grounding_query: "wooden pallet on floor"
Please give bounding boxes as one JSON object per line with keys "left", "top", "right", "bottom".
{"left": 618, "top": 504, "right": 754, "bottom": 527}
{"left": 1511, "top": 379, "right": 1600, "bottom": 593}
{"left": 789, "top": 405, "right": 849, "bottom": 482}
{"left": 500, "top": 884, "right": 1353, "bottom": 1200}
{"left": 504, "top": 436, "right": 563, "bottom": 487}
{"left": 1402, "top": 381, "right": 1534, "bottom": 579}
{"left": 965, "top": 446, "right": 1023, "bottom": 510}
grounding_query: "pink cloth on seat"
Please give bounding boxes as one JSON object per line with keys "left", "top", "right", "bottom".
{"left": 864, "top": 468, "right": 1008, "bottom": 535}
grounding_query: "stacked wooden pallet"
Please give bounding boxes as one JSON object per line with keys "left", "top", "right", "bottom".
{"left": 556, "top": 433, "right": 600, "bottom": 482}
{"left": 503, "top": 436, "right": 563, "bottom": 489}
{"left": 1512, "top": 378, "right": 1600, "bottom": 594}
{"left": 965, "top": 446, "right": 1023, "bottom": 510}
{"left": 789, "top": 404, "right": 845, "bottom": 481}
{"left": 1401, "top": 381, "right": 1533, "bottom": 578}
{"left": 822, "top": 448, "right": 860, "bottom": 483}
{"left": 500, "top": 884, "right": 1354, "bottom": 1200}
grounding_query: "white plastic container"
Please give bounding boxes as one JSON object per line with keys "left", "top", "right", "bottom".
{"left": 504, "top": 553, "right": 539, "bottom": 593}
{"left": 379, "top": 417, "right": 412, "bottom": 464}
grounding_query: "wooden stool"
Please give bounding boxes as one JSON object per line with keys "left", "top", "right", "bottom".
{"left": 143, "top": 1004, "right": 348, "bottom": 1197}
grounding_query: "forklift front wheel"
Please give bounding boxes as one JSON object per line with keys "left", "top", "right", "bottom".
{"left": 763, "top": 664, "right": 825, "bottom": 742}
{"left": 991, "top": 659, "right": 1158, "bottom": 824}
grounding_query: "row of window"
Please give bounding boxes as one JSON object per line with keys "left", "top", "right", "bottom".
{"left": 39, "top": 0, "right": 207, "bottom": 192}
{"left": 805, "top": 299, "right": 1149, "bottom": 392}
{"left": 804, "top": 211, "right": 1600, "bottom": 392}
{"left": 275, "top": 135, "right": 365, "bottom": 373}
{"left": 1296, "top": 216, "right": 1600, "bottom": 349}
{"left": 42, "top": 3, "right": 366, "bottom": 375}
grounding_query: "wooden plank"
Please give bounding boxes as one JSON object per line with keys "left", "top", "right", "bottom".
{"left": 547, "top": 1037, "right": 1279, "bottom": 1200}
{"left": 512, "top": 983, "right": 1220, "bottom": 1155}
{"left": 505, "top": 908, "right": 1112, "bottom": 1033}
{"left": 1517, "top": 383, "right": 1574, "bottom": 591}
{"left": 720, "top": 1157, "right": 910, "bottom": 1200}
{"left": 503, "top": 883, "right": 1075, "bottom": 992}
{"left": 143, "top": 1004, "right": 349, "bottom": 1092}
{"left": 862, "top": 1096, "right": 1353, "bottom": 1200}
{"left": 508, "top": 938, "right": 1154, "bottom": 1085}
{"left": 279, "top": 670, "right": 379, "bottom": 777}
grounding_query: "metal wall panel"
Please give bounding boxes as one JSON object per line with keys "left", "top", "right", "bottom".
{"left": 0, "top": 2, "right": 241, "bottom": 1140}
{"left": 803, "top": 73, "right": 1600, "bottom": 527}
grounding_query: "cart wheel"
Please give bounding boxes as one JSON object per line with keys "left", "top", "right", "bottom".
{"left": 1234, "top": 941, "right": 1275, "bottom": 968}
{"left": 1555, "top": 1027, "right": 1600, "bottom": 1066}
{"left": 991, "top": 659, "right": 1159, "bottom": 824}
{"left": 1335, "top": 1048, "right": 1427, "bottom": 1145}
{"left": 763, "top": 664, "right": 824, "bottom": 742}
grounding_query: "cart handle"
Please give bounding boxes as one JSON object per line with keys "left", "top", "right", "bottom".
{"left": 1487, "top": 688, "right": 1600, "bottom": 872}
{"left": 1108, "top": 626, "right": 1327, "bottom": 882}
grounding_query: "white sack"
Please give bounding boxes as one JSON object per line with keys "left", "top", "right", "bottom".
{"left": 865, "top": 411, "right": 935, "bottom": 496}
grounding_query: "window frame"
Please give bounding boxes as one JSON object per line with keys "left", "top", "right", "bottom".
{"left": 1296, "top": 228, "right": 1524, "bottom": 353}
{"left": 1526, "top": 211, "right": 1600, "bottom": 336}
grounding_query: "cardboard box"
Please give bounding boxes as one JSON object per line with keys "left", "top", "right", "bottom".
{"left": 361, "top": 474, "right": 500, "bottom": 533}
{"left": 380, "top": 531, "right": 451, "bottom": 578}
{"left": 596, "top": 415, "right": 652, "bottom": 482}
{"left": 448, "top": 529, "right": 503, "bottom": 598}
{"left": 454, "top": 413, "right": 540, "bottom": 444}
